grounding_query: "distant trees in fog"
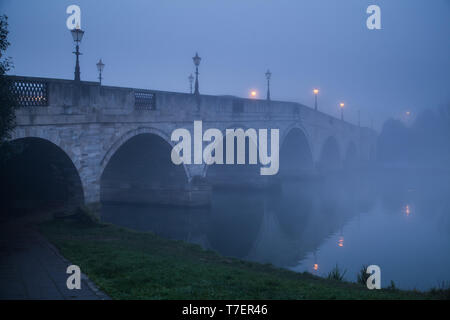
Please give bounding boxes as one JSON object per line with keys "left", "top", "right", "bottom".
{"left": 377, "top": 105, "right": 450, "bottom": 168}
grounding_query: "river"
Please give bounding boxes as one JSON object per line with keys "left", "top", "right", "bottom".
{"left": 102, "top": 169, "right": 450, "bottom": 291}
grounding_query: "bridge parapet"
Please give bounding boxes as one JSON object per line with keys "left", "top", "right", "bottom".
{"left": 8, "top": 75, "right": 370, "bottom": 136}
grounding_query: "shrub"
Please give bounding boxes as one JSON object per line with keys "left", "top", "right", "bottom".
{"left": 327, "top": 264, "right": 347, "bottom": 281}
{"left": 356, "top": 264, "right": 370, "bottom": 286}
{"left": 386, "top": 280, "right": 397, "bottom": 291}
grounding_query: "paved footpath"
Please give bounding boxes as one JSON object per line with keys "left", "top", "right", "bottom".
{"left": 0, "top": 217, "right": 109, "bottom": 300}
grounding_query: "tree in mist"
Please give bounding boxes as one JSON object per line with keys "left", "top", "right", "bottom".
{"left": 0, "top": 15, "right": 16, "bottom": 146}
{"left": 0, "top": 15, "right": 18, "bottom": 166}
{"left": 377, "top": 119, "right": 411, "bottom": 164}
{"left": 378, "top": 105, "right": 450, "bottom": 167}
{"left": 410, "top": 108, "right": 447, "bottom": 165}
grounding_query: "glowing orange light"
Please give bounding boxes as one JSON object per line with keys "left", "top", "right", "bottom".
{"left": 340, "top": 102, "right": 345, "bottom": 108}
{"left": 313, "top": 89, "right": 319, "bottom": 95}
{"left": 250, "top": 90, "right": 257, "bottom": 98}
{"left": 338, "top": 237, "right": 344, "bottom": 247}
{"left": 404, "top": 204, "right": 411, "bottom": 216}
{"left": 313, "top": 264, "right": 319, "bottom": 271}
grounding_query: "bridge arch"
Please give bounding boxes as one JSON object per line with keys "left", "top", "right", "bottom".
{"left": 344, "top": 141, "right": 358, "bottom": 168}
{"left": 279, "top": 125, "right": 314, "bottom": 177}
{"left": 100, "top": 127, "right": 191, "bottom": 181}
{"left": 100, "top": 127, "right": 190, "bottom": 205}
{"left": 0, "top": 136, "right": 84, "bottom": 218}
{"left": 279, "top": 123, "right": 313, "bottom": 153}
{"left": 203, "top": 124, "right": 260, "bottom": 186}
{"left": 318, "top": 136, "right": 341, "bottom": 171}
{"left": 11, "top": 128, "right": 80, "bottom": 170}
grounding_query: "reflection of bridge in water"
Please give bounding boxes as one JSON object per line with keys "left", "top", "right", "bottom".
{"left": 101, "top": 177, "right": 376, "bottom": 269}
{"left": 3, "top": 75, "right": 377, "bottom": 212}
{"left": 245, "top": 178, "right": 373, "bottom": 267}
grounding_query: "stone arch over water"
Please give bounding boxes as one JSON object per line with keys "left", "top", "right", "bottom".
{"left": 100, "top": 129, "right": 190, "bottom": 205}
{"left": 0, "top": 137, "right": 84, "bottom": 218}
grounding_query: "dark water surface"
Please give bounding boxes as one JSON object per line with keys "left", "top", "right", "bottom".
{"left": 102, "top": 170, "right": 450, "bottom": 290}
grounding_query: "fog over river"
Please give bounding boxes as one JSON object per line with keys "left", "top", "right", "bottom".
{"left": 103, "top": 169, "right": 450, "bottom": 291}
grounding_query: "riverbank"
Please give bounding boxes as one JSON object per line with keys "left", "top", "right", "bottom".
{"left": 38, "top": 217, "right": 449, "bottom": 300}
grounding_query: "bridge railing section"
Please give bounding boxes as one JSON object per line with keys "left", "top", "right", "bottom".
{"left": 10, "top": 77, "right": 49, "bottom": 107}
{"left": 134, "top": 90, "right": 157, "bottom": 110}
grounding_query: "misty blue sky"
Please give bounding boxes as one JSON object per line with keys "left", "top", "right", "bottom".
{"left": 1, "top": 0, "right": 449, "bottom": 130}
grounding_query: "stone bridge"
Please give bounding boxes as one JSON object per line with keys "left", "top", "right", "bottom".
{"left": 7, "top": 75, "right": 377, "bottom": 207}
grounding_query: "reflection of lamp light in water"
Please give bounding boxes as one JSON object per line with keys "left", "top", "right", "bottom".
{"left": 338, "top": 237, "right": 344, "bottom": 247}
{"left": 404, "top": 204, "right": 411, "bottom": 216}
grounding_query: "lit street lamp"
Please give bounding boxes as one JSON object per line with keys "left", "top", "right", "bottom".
{"left": 340, "top": 102, "right": 345, "bottom": 121}
{"left": 192, "top": 52, "right": 201, "bottom": 95}
{"left": 188, "top": 73, "right": 194, "bottom": 94}
{"left": 313, "top": 89, "right": 319, "bottom": 111}
{"left": 265, "top": 69, "right": 272, "bottom": 101}
{"left": 70, "top": 25, "right": 85, "bottom": 82}
{"left": 96, "top": 59, "right": 105, "bottom": 85}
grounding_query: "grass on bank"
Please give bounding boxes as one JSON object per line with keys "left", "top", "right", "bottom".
{"left": 39, "top": 217, "right": 447, "bottom": 300}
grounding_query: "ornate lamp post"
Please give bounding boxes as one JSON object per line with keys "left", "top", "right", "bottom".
{"left": 192, "top": 52, "right": 201, "bottom": 95}
{"left": 188, "top": 73, "right": 194, "bottom": 94}
{"left": 70, "top": 25, "right": 85, "bottom": 82}
{"left": 340, "top": 102, "right": 345, "bottom": 121}
{"left": 96, "top": 59, "right": 105, "bottom": 85}
{"left": 313, "top": 89, "right": 319, "bottom": 111}
{"left": 265, "top": 69, "right": 272, "bottom": 101}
